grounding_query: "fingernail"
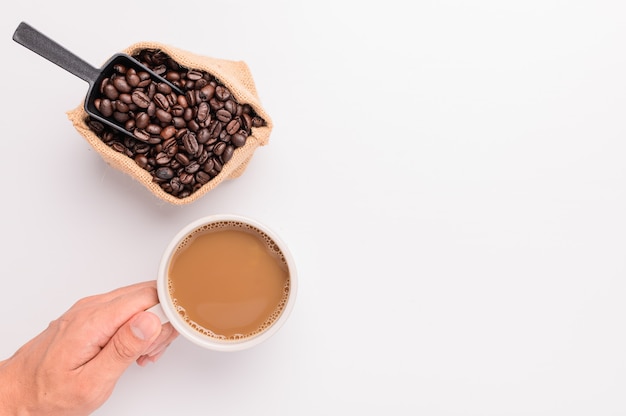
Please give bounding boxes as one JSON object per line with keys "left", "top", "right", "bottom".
{"left": 131, "top": 312, "right": 159, "bottom": 341}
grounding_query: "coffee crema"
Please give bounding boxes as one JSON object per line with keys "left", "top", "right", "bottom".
{"left": 167, "top": 221, "right": 290, "bottom": 340}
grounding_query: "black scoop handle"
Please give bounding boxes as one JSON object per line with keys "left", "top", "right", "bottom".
{"left": 12, "top": 22, "right": 100, "bottom": 85}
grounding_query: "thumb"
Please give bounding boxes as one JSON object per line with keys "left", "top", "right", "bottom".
{"left": 90, "top": 311, "right": 162, "bottom": 378}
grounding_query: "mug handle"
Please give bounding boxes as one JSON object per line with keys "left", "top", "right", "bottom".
{"left": 146, "top": 303, "right": 170, "bottom": 325}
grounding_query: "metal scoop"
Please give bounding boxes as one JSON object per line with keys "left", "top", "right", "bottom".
{"left": 12, "top": 21, "right": 184, "bottom": 138}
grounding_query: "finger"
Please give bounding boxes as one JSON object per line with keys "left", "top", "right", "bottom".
{"left": 74, "top": 281, "right": 157, "bottom": 307}
{"left": 86, "top": 286, "right": 161, "bottom": 345}
{"left": 86, "top": 311, "right": 162, "bottom": 380}
{"left": 142, "top": 323, "right": 178, "bottom": 357}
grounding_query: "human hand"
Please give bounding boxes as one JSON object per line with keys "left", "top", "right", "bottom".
{"left": 0, "top": 281, "right": 178, "bottom": 416}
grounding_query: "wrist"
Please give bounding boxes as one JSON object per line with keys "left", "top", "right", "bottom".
{"left": 0, "top": 359, "right": 29, "bottom": 416}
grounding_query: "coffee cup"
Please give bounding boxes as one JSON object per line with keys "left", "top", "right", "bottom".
{"left": 147, "top": 214, "right": 297, "bottom": 352}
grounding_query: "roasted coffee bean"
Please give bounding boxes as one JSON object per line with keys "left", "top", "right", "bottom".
{"left": 112, "top": 77, "right": 132, "bottom": 93}
{"left": 187, "top": 120, "right": 200, "bottom": 132}
{"left": 187, "top": 70, "right": 203, "bottom": 81}
{"left": 154, "top": 93, "right": 169, "bottom": 110}
{"left": 125, "top": 119, "right": 135, "bottom": 131}
{"left": 163, "top": 138, "right": 178, "bottom": 157}
{"left": 134, "top": 154, "right": 148, "bottom": 168}
{"left": 216, "top": 109, "right": 232, "bottom": 123}
{"left": 101, "top": 131, "right": 115, "bottom": 143}
{"left": 148, "top": 136, "right": 162, "bottom": 145}
{"left": 196, "top": 170, "right": 211, "bottom": 184}
{"left": 171, "top": 104, "right": 184, "bottom": 117}
{"left": 215, "top": 85, "right": 230, "bottom": 101}
{"left": 199, "top": 84, "right": 215, "bottom": 101}
{"left": 212, "top": 158, "right": 223, "bottom": 172}
{"left": 182, "top": 132, "right": 199, "bottom": 155}
{"left": 202, "top": 158, "right": 215, "bottom": 173}
{"left": 135, "top": 143, "right": 151, "bottom": 154}
{"left": 226, "top": 118, "right": 241, "bottom": 135}
{"left": 224, "top": 100, "right": 237, "bottom": 115}
{"left": 197, "top": 128, "right": 211, "bottom": 144}
{"left": 155, "top": 166, "right": 175, "bottom": 180}
{"left": 222, "top": 145, "right": 234, "bottom": 163}
{"left": 99, "top": 99, "right": 114, "bottom": 117}
{"left": 126, "top": 71, "right": 140, "bottom": 87}
{"left": 103, "top": 84, "right": 119, "bottom": 100}
{"left": 197, "top": 102, "right": 210, "bottom": 124}
{"left": 135, "top": 112, "right": 150, "bottom": 129}
{"left": 183, "top": 107, "right": 194, "bottom": 122}
{"left": 197, "top": 149, "right": 210, "bottom": 165}
{"left": 175, "top": 153, "right": 190, "bottom": 165}
{"left": 179, "top": 171, "right": 194, "bottom": 185}
{"left": 207, "top": 120, "right": 222, "bottom": 138}
{"left": 131, "top": 90, "right": 151, "bottom": 108}
{"left": 241, "top": 112, "right": 252, "bottom": 130}
{"left": 115, "top": 101, "right": 130, "bottom": 113}
{"left": 155, "top": 152, "right": 171, "bottom": 165}
{"left": 137, "top": 71, "right": 152, "bottom": 87}
{"left": 147, "top": 101, "right": 157, "bottom": 117}
{"left": 231, "top": 132, "right": 246, "bottom": 147}
{"left": 185, "top": 161, "right": 200, "bottom": 174}
{"left": 170, "top": 160, "right": 182, "bottom": 170}
{"left": 160, "top": 125, "right": 176, "bottom": 140}
{"left": 146, "top": 123, "right": 162, "bottom": 135}
{"left": 170, "top": 177, "right": 183, "bottom": 194}
{"left": 172, "top": 117, "right": 186, "bottom": 129}
{"left": 133, "top": 128, "right": 151, "bottom": 142}
{"left": 209, "top": 97, "right": 224, "bottom": 110}
{"left": 157, "top": 82, "right": 172, "bottom": 94}
{"left": 213, "top": 141, "right": 226, "bottom": 156}
{"left": 185, "top": 90, "right": 197, "bottom": 107}
{"left": 252, "top": 116, "right": 264, "bottom": 127}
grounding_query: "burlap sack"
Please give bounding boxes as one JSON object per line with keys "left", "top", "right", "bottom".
{"left": 67, "top": 42, "right": 273, "bottom": 205}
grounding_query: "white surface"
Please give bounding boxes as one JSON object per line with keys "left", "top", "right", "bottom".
{"left": 1, "top": 1, "right": 626, "bottom": 415}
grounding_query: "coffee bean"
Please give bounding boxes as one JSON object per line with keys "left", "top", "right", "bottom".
{"left": 112, "top": 77, "right": 132, "bottom": 93}
{"left": 213, "top": 141, "right": 226, "bottom": 156}
{"left": 133, "top": 128, "right": 151, "bottom": 142}
{"left": 154, "top": 93, "right": 169, "bottom": 110}
{"left": 222, "top": 145, "right": 234, "bottom": 163}
{"left": 131, "top": 90, "right": 151, "bottom": 108}
{"left": 135, "top": 112, "right": 150, "bottom": 129}
{"left": 99, "top": 99, "right": 114, "bottom": 117}
{"left": 160, "top": 125, "right": 176, "bottom": 140}
{"left": 134, "top": 154, "right": 148, "bottom": 168}
{"left": 182, "top": 132, "right": 199, "bottom": 155}
{"left": 155, "top": 166, "right": 174, "bottom": 180}
{"left": 215, "top": 85, "right": 230, "bottom": 101}
{"left": 216, "top": 109, "right": 232, "bottom": 123}
{"left": 146, "top": 123, "right": 162, "bottom": 135}
{"left": 185, "top": 161, "right": 200, "bottom": 174}
{"left": 155, "top": 152, "right": 171, "bottom": 165}
{"left": 226, "top": 118, "right": 241, "bottom": 135}
{"left": 103, "top": 84, "right": 119, "bottom": 100}
{"left": 197, "top": 102, "right": 210, "bottom": 124}
{"left": 231, "top": 132, "right": 246, "bottom": 147}
{"left": 199, "top": 84, "right": 215, "bottom": 101}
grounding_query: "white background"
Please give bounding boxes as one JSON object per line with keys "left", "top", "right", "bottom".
{"left": 1, "top": 1, "right": 626, "bottom": 415}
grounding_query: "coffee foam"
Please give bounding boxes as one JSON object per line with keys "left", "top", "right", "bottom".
{"left": 167, "top": 220, "right": 290, "bottom": 341}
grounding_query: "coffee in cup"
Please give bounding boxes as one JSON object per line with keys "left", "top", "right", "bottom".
{"left": 148, "top": 214, "right": 297, "bottom": 351}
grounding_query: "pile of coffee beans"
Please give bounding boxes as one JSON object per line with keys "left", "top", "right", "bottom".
{"left": 86, "top": 48, "right": 265, "bottom": 199}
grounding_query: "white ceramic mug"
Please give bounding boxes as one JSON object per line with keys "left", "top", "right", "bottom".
{"left": 147, "top": 214, "right": 297, "bottom": 352}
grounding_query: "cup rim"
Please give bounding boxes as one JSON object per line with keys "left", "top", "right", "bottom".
{"left": 156, "top": 214, "right": 298, "bottom": 352}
